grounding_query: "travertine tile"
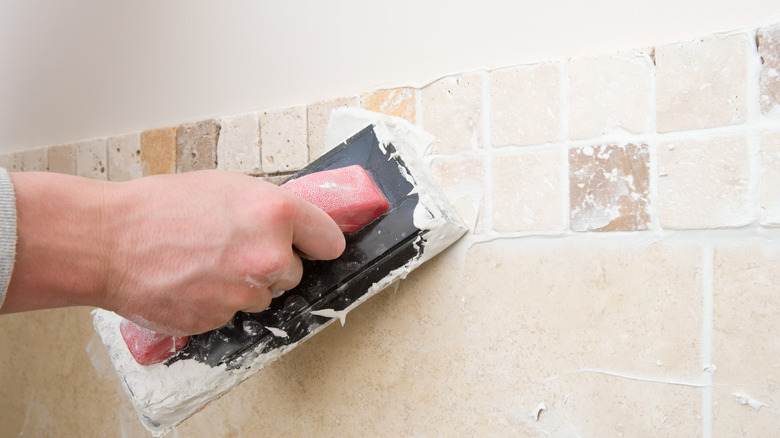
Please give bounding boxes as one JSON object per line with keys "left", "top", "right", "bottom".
{"left": 430, "top": 155, "right": 487, "bottom": 233}
{"left": 421, "top": 73, "right": 484, "bottom": 154}
{"left": 107, "top": 132, "right": 143, "bottom": 182}
{"left": 361, "top": 88, "right": 416, "bottom": 122}
{"left": 658, "top": 135, "right": 755, "bottom": 229}
{"left": 19, "top": 148, "right": 47, "bottom": 171}
{"left": 758, "top": 24, "right": 780, "bottom": 115}
{"left": 569, "top": 53, "right": 653, "bottom": 139}
{"left": 0, "top": 152, "right": 21, "bottom": 172}
{"left": 47, "top": 144, "right": 77, "bottom": 175}
{"left": 712, "top": 243, "right": 780, "bottom": 435}
{"left": 570, "top": 144, "right": 650, "bottom": 232}
{"left": 261, "top": 106, "right": 308, "bottom": 173}
{"left": 141, "top": 126, "right": 177, "bottom": 176}
{"left": 492, "top": 148, "right": 566, "bottom": 232}
{"left": 656, "top": 33, "right": 752, "bottom": 132}
{"left": 490, "top": 62, "right": 563, "bottom": 147}
{"left": 177, "top": 119, "right": 220, "bottom": 173}
{"left": 307, "top": 97, "right": 360, "bottom": 160}
{"left": 76, "top": 138, "right": 108, "bottom": 180}
{"left": 761, "top": 131, "right": 780, "bottom": 226}
{"left": 217, "top": 112, "right": 262, "bottom": 175}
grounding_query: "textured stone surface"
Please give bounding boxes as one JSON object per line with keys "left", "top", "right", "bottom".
{"left": 76, "top": 138, "right": 107, "bottom": 180}
{"left": 658, "top": 135, "right": 755, "bottom": 229}
{"left": 141, "top": 126, "right": 177, "bottom": 175}
{"left": 570, "top": 144, "right": 650, "bottom": 231}
{"left": 430, "top": 155, "right": 487, "bottom": 233}
{"left": 107, "top": 133, "right": 143, "bottom": 181}
{"left": 0, "top": 153, "right": 20, "bottom": 172}
{"left": 361, "top": 88, "right": 416, "bottom": 122}
{"left": 19, "top": 148, "right": 47, "bottom": 171}
{"left": 492, "top": 148, "right": 566, "bottom": 232}
{"left": 47, "top": 144, "right": 77, "bottom": 175}
{"left": 656, "top": 33, "right": 752, "bottom": 132}
{"left": 217, "top": 113, "right": 262, "bottom": 175}
{"left": 758, "top": 24, "right": 780, "bottom": 115}
{"left": 261, "top": 106, "right": 308, "bottom": 173}
{"left": 569, "top": 52, "right": 653, "bottom": 139}
{"left": 761, "top": 131, "right": 780, "bottom": 226}
{"left": 307, "top": 97, "right": 359, "bottom": 161}
{"left": 177, "top": 120, "right": 220, "bottom": 173}
{"left": 422, "top": 73, "right": 484, "bottom": 154}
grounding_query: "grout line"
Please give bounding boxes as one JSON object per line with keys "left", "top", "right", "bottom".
{"left": 560, "top": 59, "right": 572, "bottom": 231}
{"left": 481, "top": 71, "right": 494, "bottom": 233}
{"left": 701, "top": 244, "right": 715, "bottom": 438}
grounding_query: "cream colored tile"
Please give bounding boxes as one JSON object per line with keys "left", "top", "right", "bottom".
{"left": 758, "top": 24, "right": 780, "bottom": 116}
{"left": 361, "top": 88, "right": 416, "bottom": 122}
{"left": 569, "top": 52, "right": 653, "bottom": 139}
{"left": 658, "top": 135, "right": 756, "bottom": 229}
{"left": 761, "top": 130, "right": 780, "bottom": 226}
{"left": 76, "top": 138, "right": 108, "bottom": 180}
{"left": 19, "top": 148, "right": 47, "bottom": 172}
{"left": 261, "top": 105, "right": 308, "bottom": 173}
{"left": 421, "top": 73, "right": 484, "bottom": 154}
{"left": 47, "top": 144, "right": 77, "bottom": 175}
{"left": 490, "top": 62, "right": 563, "bottom": 146}
{"left": 107, "top": 132, "right": 143, "bottom": 181}
{"left": 307, "top": 97, "right": 360, "bottom": 161}
{"left": 430, "top": 155, "right": 486, "bottom": 233}
{"left": 0, "top": 152, "right": 21, "bottom": 172}
{"left": 656, "top": 33, "right": 752, "bottom": 132}
{"left": 177, "top": 119, "right": 220, "bottom": 172}
{"left": 492, "top": 148, "right": 566, "bottom": 232}
{"left": 217, "top": 112, "right": 263, "bottom": 175}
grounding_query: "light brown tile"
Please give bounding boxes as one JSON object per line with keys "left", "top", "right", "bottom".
{"left": 421, "top": 73, "right": 484, "bottom": 154}
{"left": 107, "top": 132, "right": 143, "bottom": 182}
{"left": 76, "top": 138, "right": 108, "bottom": 180}
{"left": 307, "top": 97, "right": 360, "bottom": 161}
{"left": 141, "top": 126, "right": 177, "bottom": 176}
{"left": 361, "top": 88, "right": 416, "bottom": 122}
{"left": 217, "top": 112, "right": 263, "bottom": 175}
{"left": 47, "top": 144, "right": 77, "bottom": 175}
{"left": 0, "top": 152, "right": 21, "bottom": 172}
{"left": 177, "top": 119, "right": 220, "bottom": 173}
{"left": 758, "top": 24, "right": 780, "bottom": 116}
{"left": 19, "top": 148, "right": 47, "bottom": 172}
{"left": 761, "top": 131, "right": 780, "bottom": 226}
{"left": 261, "top": 106, "right": 308, "bottom": 173}
{"left": 570, "top": 144, "right": 650, "bottom": 232}
{"left": 430, "top": 155, "right": 486, "bottom": 233}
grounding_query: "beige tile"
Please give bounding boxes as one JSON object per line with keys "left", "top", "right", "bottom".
{"left": 762, "top": 131, "right": 780, "bottom": 226}
{"left": 656, "top": 33, "right": 752, "bottom": 132}
{"left": 307, "top": 97, "right": 360, "bottom": 160}
{"left": 570, "top": 144, "right": 651, "bottom": 232}
{"left": 569, "top": 52, "right": 653, "bottom": 139}
{"left": 141, "top": 126, "right": 177, "bottom": 175}
{"left": 19, "top": 148, "right": 47, "bottom": 172}
{"left": 76, "top": 138, "right": 108, "bottom": 180}
{"left": 712, "top": 243, "right": 780, "bottom": 435}
{"left": 217, "top": 112, "right": 263, "bottom": 175}
{"left": 0, "top": 152, "right": 21, "bottom": 172}
{"left": 758, "top": 24, "right": 780, "bottom": 116}
{"left": 107, "top": 132, "right": 143, "bottom": 182}
{"left": 47, "top": 144, "right": 77, "bottom": 175}
{"left": 260, "top": 106, "right": 308, "bottom": 173}
{"left": 658, "top": 135, "right": 756, "bottom": 229}
{"left": 430, "top": 155, "right": 487, "bottom": 233}
{"left": 177, "top": 119, "right": 220, "bottom": 173}
{"left": 361, "top": 88, "right": 416, "bottom": 122}
{"left": 492, "top": 148, "right": 566, "bottom": 232}
{"left": 421, "top": 72, "right": 484, "bottom": 154}
{"left": 490, "top": 62, "right": 563, "bottom": 147}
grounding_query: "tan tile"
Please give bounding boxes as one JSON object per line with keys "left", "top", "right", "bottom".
{"left": 490, "top": 62, "right": 563, "bottom": 146}
{"left": 658, "top": 135, "right": 756, "bottom": 229}
{"left": 260, "top": 106, "right": 308, "bottom": 173}
{"left": 569, "top": 53, "right": 653, "bottom": 139}
{"left": 430, "top": 155, "right": 487, "bottom": 233}
{"left": 107, "top": 132, "right": 143, "bottom": 182}
{"left": 47, "top": 144, "right": 77, "bottom": 175}
{"left": 0, "top": 152, "right": 21, "bottom": 172}
{"left": 361, "top": 88, "right": 416, "bottom": 122}
{"left": 307, "top": 97, "right": 360, "bottom": 160}
{"left": 217, "top": 112, "right": 263, "bottom": 175}
{"left": 76, "top": 138, "right": 108, "bottom": 180}
{"left": 656, "top": 33, "right": 752, "bottom": 132}
{"left": 762, "top": 131, "right": 780, "bottom": 226}
{"left": 492, "top": 148, "right": 566, "bottom": 232}
{"left": 712, "top": 243, "right": 780, "bottom": 435}
{"left": 570, "top": 144, "right": 650, "bottom": 232}
{"left": 19, "top": 148, "right": 47, "bottom": 172}
{"left": 421, "top": 73, "right": 484, "bottom": 153}
{"left": 141, "top": 126, "right": 177, "bottom": 176}
{"left": 177, "top": 119, "right": 220, "bottom": 173}
{"left": 758, "top": 24, "right": 780, "bottom": 116}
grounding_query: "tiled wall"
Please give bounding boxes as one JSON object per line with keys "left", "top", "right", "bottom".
{"left": 1, "top": 19, "right": 779, "bottom": 437}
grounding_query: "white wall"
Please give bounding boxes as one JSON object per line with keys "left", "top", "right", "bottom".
{"left": 1, "top": 0, "right": 778, "bottom": 152}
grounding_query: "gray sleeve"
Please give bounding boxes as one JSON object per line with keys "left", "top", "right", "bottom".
{"left": 0, "top": 168, "right": 17, "bottom": 310}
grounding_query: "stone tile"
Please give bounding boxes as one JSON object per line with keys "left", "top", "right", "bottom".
{"left": 76, "top": 138, "right": 108, "bottom": 180}
{"left": 47, "top": 144, "right": 77, "bottom": 175}
{"left": 217, "top": 112, "right": 262, "bottom": 175}
{"left": 656, "top": 33, "right": 752, "bottom": 132}
{"left": 141, "top": 126, "right": 177, "bottom": 176}
{"left": 712, "top": 243, "right": 780, "bottom": 435}
{"left": 261, "top": 174, "right": 291, "bottom": 186}
{"left": 361, "top": 88, "right": 416, "bottom": 122}
{"left": 570, "top": 143, "right": 650, "bottom": 232}
{"left": 177, "top": 119, "right": 220, "bottom": 173}
{"left": 307, "top": 97, "right": 360, "bottom": 161}
{"left": 758, "top": 24, "right": 780, "bottom": 116}
{"left": 658, "top": 135, "right": 755, "bottom": 229}
{"left": 261, "top": 106, "right": 308, "bottom": 173}
{"left": 490, "top": 62, "right": 563, "bottom": 147}
{"left": 569, "top": 52, "right": 653, "bottom": 139}
{"left": 492, "top": 148, "right": 566, "bottom": 232}
{"left": 19, "top": 148, "right": 47, "bottom": 171}
{"left": 107, "top": 132, "right": 143, "bottom": 182}
{"left": 0, "top": 152, "right": 21, "bottom": 172}
{"left": 761, "top": 131, "right": 780, "bottom": 226}
{"left": 430, "top": 155, "right": 487, "bottom": 233}
{"left": 421, "top": 72, "right": 484, "bottom": 154}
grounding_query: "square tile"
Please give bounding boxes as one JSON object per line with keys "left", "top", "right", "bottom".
{"left": 421, "top": 73, "right": 484, "bottom": 154}
{"left": 761, "top": 131, "right": 780, "bottom": 226}
{"left": 0, "top": 153, "right": 20, "bottom": 172}
{"left": 430, "top": 155, "right": 487, "bottom": 233}
{"left": 217, "top": 112, "right": 262, "bottom": 175}
{"left": 177, "top": 119, "right": 220, "bottom": 173}
{"left": 76, "top": 138, "right": 108, "bottom": 180}
{"left": 260, "top": 106, "right": 308, "bottom": 173}
{"left": 19, "top": 148, "right": 47, "bottom": 172}
{"left": 758, "top": 24, "right": 780, "bottom": 116}
{"left": 107, "top": 132, "right": 143, "bottom": 182}
{"left": 307, "top": 97, "right": 360, "bottom": 161}
{"left": 361, "top": 88, "right": 416, "bottom": 123}
{"left": 141, "top": 126, "right": 177, "bottom": 175}
{"left": 47, "top": 144, "right": 77, "bottom": 175}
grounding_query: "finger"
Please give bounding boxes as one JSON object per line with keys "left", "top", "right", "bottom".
{"left": 241, "top": 288, "right": 273, "bottom": 313}
{"left": 289, "top": 196, "right": 346, "bottom": 260}
{"left": 268, "top": 251, "right": 304, "bottom": 292}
